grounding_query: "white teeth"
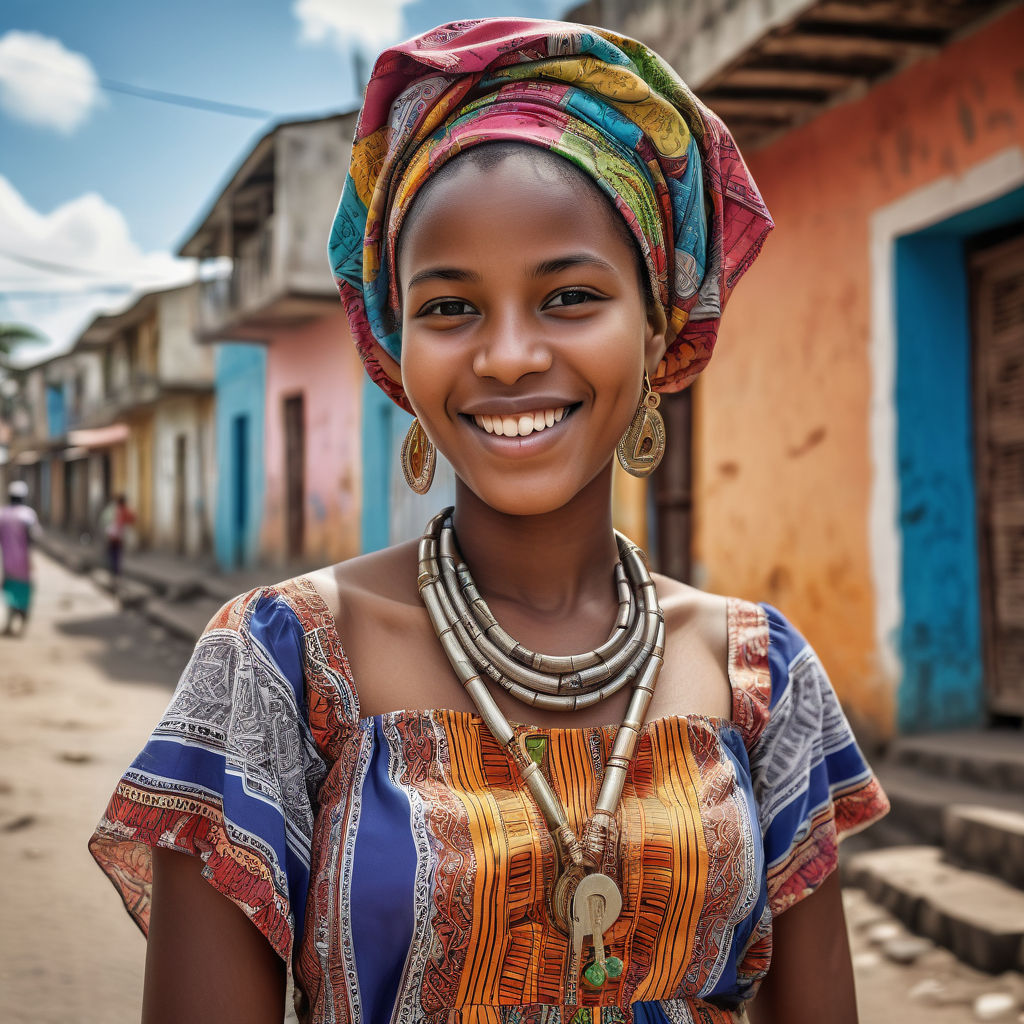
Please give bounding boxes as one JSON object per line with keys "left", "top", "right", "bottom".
{"left": 471, "top": 407, "right": 572, "bottom": 436}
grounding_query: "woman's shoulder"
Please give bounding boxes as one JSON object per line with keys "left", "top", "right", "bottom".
{"left": 302, "top": 539, "right": 422, "bottom": 625}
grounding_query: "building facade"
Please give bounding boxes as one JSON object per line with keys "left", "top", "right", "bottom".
{"left": 181, "top": 112, "right": 367, "bottom": 569}
{"left": 571, "top": 0, "right": 1024, "bottom": 739}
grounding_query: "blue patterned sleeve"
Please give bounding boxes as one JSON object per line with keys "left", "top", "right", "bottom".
{"left": 89, "top": 588, "right": 328, "bottom": 963}
{"left": 750, "top": 604, "right": 889, "bottom": 915}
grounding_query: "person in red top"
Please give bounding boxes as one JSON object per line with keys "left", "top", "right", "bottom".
{"left": 102, "top": 493, "right": 135, "bottom": 580}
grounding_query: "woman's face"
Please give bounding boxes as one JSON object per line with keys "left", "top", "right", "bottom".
{"left": 397, "top": 150, "right": 666, "bottom": 517}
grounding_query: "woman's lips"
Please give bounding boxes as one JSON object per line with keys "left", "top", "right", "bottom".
{"left": 471, "top": 406, "right": 568, "bottom": 438}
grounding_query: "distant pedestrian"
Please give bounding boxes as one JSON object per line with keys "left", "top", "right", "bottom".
{"left": 101, "top": 494, "right": 135, "bottom": 580}
{"left": 0, "top": 480, "right": 41, "bottom": 636}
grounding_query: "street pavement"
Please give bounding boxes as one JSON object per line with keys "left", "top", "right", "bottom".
{"left": 1, "top": 551, "right": 1021, "bottom": 1023}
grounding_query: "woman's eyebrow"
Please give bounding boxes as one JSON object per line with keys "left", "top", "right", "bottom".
{"left": 530, "top": 253, "right": 617, "bottom": 278}
{"left": 406, "top": 266, "right": 481, "bottom": 290}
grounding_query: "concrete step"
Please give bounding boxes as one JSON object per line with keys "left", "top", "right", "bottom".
{"left": 891, "top": 730, "right": 1024, "bottom": 795}
{"left": 945, "top": 805, "right": 1024, "bottom": 891}
{"left": 36, "top": 533, "right": 97, "bottom": 574}
{"left": 875, "top": 763, "right": 1024, "bottom": 846}
{"left": 87, "top": 568, "right": 152, "bottom": 609}
{"left": 846, "top": 845, "right": 1024, "bottom": 974}
{"left": 143, "top": 595, "right": 221, "bottom": 645}
{"left": 121, "top": 561, "right": 205, "bottom": 602}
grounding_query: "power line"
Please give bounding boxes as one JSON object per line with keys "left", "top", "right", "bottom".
{"left": 3, "top": 53, "right": 278, "bottom": 120}
{"left": 0, "top": 286, "right": 134, "bottom": 300}
{"left": 98, "top": 77, "right": 274, "bottom": 119}
{"left": 0, "top": 246, "right": 117, "bottom": 277}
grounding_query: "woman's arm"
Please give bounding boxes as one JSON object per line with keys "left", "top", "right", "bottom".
{"left": 142, "top": 847, "right": 286, "bottom": 1024}
{"left": 747, "top": 869, "right": 859, "bottom": 1024}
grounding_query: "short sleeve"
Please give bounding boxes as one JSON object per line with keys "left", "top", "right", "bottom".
{"left": 89, "top": 587, "right": 328, "bottom": 964}
{"left": 751, "top": 603, "right": 889, "bottom": 916}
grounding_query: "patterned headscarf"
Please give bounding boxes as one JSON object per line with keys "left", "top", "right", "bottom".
{"left": 329, "top": 18, "right": 772, "bottom": 412}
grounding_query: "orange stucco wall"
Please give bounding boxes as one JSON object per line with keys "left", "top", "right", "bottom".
{"left": 262, "top": 309, "right": 364, "bottom": 567}
{"left": 692, "top": 7, "right": 1024, "bottom": 740}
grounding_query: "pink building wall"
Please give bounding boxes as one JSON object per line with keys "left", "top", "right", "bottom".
{"left": 262, "top": 309, "right": 364, "bottom": 567}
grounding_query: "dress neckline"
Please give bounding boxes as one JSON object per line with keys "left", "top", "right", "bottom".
{"left": 285, "top": 574, "right": 765, "bottom": 739}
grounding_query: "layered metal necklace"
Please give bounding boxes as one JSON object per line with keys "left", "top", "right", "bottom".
{"left": 416, "top": 508, "right": 666, "bottom": 1003}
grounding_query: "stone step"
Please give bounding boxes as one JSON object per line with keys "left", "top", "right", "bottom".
{"left": 121, "top": 560, "right": 205, "bottom": 602}
{"left": 945, "top": 805, "right": 1024, "bottom": 891}
{"left": 87, "top": 568, "right": 152, "bottom": 609}
{"left": 846, "top": 845, "right": 1024, "bottom": 973}
{"left": 875, "top": 763, "right": 1024, "bottom": 846}
{"left": 143, "top": 595, "right": 220, "bottom": 645}
{"left": 890, "top": 730, "right": 1024, "bottom": 795}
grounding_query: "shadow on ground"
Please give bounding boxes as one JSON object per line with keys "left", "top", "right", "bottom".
{"left": 50, "top": 609, "right": 190, "bottom": 689}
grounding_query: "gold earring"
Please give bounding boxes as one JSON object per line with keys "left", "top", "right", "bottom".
{"left": 401, "top": 418, "right": 436, "bottom": 494}
{"left": 616, "top": 372, "right": 666, "bottom": 477}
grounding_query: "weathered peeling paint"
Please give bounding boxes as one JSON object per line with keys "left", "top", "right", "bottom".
{"left": 693, "top": 6, "right": 1024, "bottom": 741}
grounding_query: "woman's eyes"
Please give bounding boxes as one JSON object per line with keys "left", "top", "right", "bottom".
{"left": 544, "top": 289, "right": 598, "bottom": 309}
{"left": 418, "top": 289, "right": 600, "bottom": 319}
{"left": 422, "top": 299, "right": 476, "bottom": 317}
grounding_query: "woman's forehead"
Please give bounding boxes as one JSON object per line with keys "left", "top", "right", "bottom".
{"left": 397, "top": 153, "right": 634, "bottom": 275}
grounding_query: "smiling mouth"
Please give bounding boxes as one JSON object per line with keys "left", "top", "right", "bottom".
{"left": 470, "top": 406, "right": 575, "bottom": 438}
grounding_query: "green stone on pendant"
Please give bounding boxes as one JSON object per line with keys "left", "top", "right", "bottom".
{"left": 604, "top": 956, "right": 623, "bottom": 979}
{"left": 582, "top": 960, "right": 607, "bottom": 989}
{"left": 524, "top": 734, "right": 547, "bottom": 765}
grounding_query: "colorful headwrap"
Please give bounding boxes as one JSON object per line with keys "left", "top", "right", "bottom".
{"left": 329, "top": 18, "right": 773, "bottom": 412}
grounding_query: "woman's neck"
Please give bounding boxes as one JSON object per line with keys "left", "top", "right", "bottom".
{"left": 450, "top": 463, "right": 621, "bottom": 621}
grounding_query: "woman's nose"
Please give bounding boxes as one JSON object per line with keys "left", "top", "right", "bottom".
{"left": 471, "top": 312, "right": 553, "bottom": 384}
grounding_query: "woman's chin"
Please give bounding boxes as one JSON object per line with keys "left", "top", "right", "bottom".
{"left": 452, "top": 465, "right": 610, "bottom": 520}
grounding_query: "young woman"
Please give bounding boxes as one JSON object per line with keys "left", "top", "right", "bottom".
{"left": 91, "top": 19, "right": 888, "bottom": 1024}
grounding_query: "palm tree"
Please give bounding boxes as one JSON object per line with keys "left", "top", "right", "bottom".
{"left": 0, "top": 325, "right": 46, "bottom": 427}
{"left": 0, "top": 324, "right": 45, "bottom": 369}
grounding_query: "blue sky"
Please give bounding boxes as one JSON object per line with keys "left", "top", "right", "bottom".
{"left": 0, "top": 0, "right": 564, "bottom": 360}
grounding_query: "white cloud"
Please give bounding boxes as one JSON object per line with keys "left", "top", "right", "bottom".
{"left": 0, "top": 175, "right": 196, "bottom": 364}
{"left": 293, "top": 0, "right": 414, "bottom": 50}
{"left": 0, "top": 30, "right": 101, "bottom": 134}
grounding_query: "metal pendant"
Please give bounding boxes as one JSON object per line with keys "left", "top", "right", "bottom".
{"left": 565, "top": 872, "right": 622, "bottom": 1004}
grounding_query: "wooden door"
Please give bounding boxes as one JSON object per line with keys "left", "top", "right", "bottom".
{"left": 174, "top": 434, "right": 188, "bottom": 555}
{"left": 232, "top": 413, "right": 249, "bottom": 567}
{"left": 651, "top": 389, "right": 693, "bottom": 582}
{"left": 970, "top": 228, "right": 1024, "bottom": 717}
{"left": 283, "top": 394, "right": 305, "bottom": 560}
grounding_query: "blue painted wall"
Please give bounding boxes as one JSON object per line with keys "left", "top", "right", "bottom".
{"left": 214, "top": 343, "right": 266, "bottom": 569}
{"left": 360, "top": 375, "right": 405, "bottom": 553}
{"left": 46, "top": 384, "right": 65, "bottom": 438}
{"left": 894, "top": 184, "right": 1024, "bottom": 732}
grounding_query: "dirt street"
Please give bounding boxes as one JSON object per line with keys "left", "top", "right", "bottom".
{"left": 0, "top": 550, "right": 190, "bottom": 1023}
{"left": 1, "top": 552, "right": 1020, "bottom": 1023}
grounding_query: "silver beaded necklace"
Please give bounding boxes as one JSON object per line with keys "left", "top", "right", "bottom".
{"left": 416, "top": 508, "right": 666, "bottom": 1001}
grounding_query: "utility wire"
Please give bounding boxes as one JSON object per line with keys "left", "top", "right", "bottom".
{"left": 4, "top": 53, "right": 277, "bottom": 120}
{"left": 98, "top": 77, "right": 274, "bottom": 119}
{"left": 0, "top": 247, "right": 194, "bottom": 289}
{"left": 0, "top": 246, "right": 120, "bottom": 277}
{"left": 0, "top": 286, "right": 135, "bottom": 299}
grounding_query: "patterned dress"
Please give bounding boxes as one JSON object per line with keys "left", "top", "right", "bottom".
{"left": 90, "top": 578, "right": 888, "bottom": 1022}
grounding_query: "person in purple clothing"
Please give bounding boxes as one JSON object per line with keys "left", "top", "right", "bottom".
{"left": 0, "top": 479, "right": 41, "bottom": 636}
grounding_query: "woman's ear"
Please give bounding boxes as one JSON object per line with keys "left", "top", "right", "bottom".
{"left": 643, "top": 305, "right": 669, "bottom": 376}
